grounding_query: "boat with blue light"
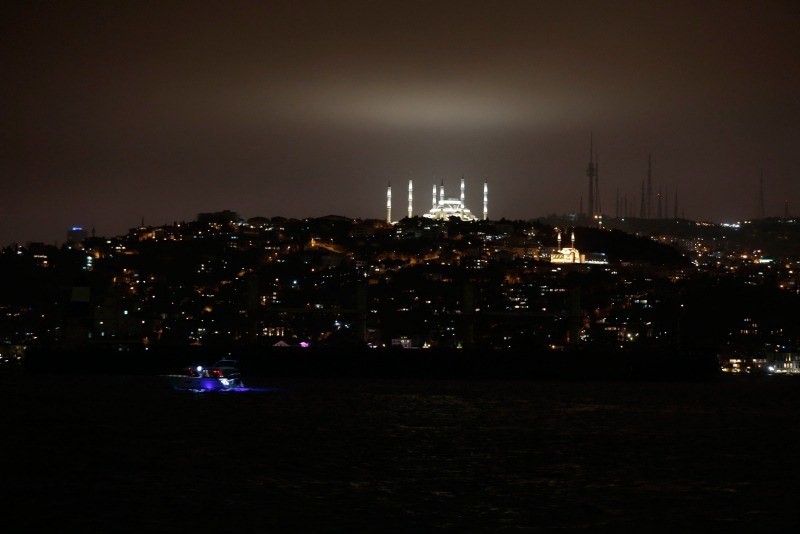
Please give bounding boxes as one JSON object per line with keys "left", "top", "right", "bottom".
{"left": 162, "top": 359, "right": 245, "bottom": 391}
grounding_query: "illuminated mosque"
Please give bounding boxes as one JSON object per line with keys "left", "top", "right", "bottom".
{"left": 550, "top": 228, "right": 608, "bottom": 264}
{"left": 550, "top": 228, "right": 583, "bottom": 264}
{"left": 386, "top": 177, "right": 487, "bottom": 223}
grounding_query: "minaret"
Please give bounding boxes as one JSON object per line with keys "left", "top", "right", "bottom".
{"left": 460, "top": 175, "right": 465, "bottom": 209}
{"left": 408, "top": 179, "right": 413, "bottom": 219}
{"left": 439, "top": 180, "right": 444, "bottom": 205}
{"left": 386, "top": 181, "right": 392, "bottom": 224}
{"left": 587, "top": 135, "right": 595, "bottom": 217}
{"left": 483, "top": 179, "right": 488, "bottom": 220}
{"left": 571, "top": 229, "right": 575, "bottom": 248}
{"left": 647, "top": 154, "right": 652, "bottom": 218}
{"left": 557, "top": 228, "right": 562, "bottom": 249}
{"left": 432, "top": 184, "right": 437, "bottom": 209}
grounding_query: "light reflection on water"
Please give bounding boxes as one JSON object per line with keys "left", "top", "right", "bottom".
{"left": 171, "top": 386, "right": 287, "bottom": 394}
{"left": 2, "top": 375, "right": 800, "bottom": 531}
{"left": 242, "top": 386, "right": 287, "bottom": 393}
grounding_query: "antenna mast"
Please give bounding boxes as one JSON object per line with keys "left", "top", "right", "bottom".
{"left": 640, "top": 180, "right": 646, "bottom": 218}
{"left": 647, "top": 154, "right": 652, "bottom": 218}
{"left": 587, "top": 134, "right": 595, "bottom": 217}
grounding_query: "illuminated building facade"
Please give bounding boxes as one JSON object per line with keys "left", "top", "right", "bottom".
{"left": 421, "top": 177, "right": 480, "bottom": 222}
{"left": 550, "top": 228, "right": 584, "bottom": 264}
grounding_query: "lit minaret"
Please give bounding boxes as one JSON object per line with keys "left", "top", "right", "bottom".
{"left": 557, "top": 228, "right": 562, "bottom": 249}
{"left": 408, "top": 179, "right": 413, "bottom": 219}
{"left": 571, "top": 229, "right": 575, "bottom": 248}
{"left": 386, "top": 181, "right": 392, "bottom": 224}
{"left": 432, "top": 184, "right": 437, "bottom": 209}
{"left": 460, "top": 175, "right": 465, "bottom": 208}
{"left": 483, "top": 179, "right": 488, "bottom": 220}
{"left": 439, "top": 180, "right": 444, "bottom": 205}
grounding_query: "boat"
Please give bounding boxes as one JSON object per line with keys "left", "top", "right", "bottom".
{"left": 161, "top": 359, "right": 245, "bottom": 391}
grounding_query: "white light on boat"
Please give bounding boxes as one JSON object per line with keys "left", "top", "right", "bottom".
{"left": 196, "top": 366, "right": 203, "bottom": 373}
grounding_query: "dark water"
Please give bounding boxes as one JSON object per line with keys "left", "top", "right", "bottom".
{"left": 2, "top": 374, "right": 799, "bottom": 532}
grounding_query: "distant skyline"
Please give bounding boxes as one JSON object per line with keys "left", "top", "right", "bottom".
{"left": 3, "top": 1, "right": 800, "bottom": 246}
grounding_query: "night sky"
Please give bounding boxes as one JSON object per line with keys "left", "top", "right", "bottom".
{"left": 3, "top": 1, "right": 800, "bottom": 246}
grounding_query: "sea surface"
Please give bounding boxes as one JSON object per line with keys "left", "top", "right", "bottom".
{"left": 1, "top": 373, "right": 799, "bottom": 532}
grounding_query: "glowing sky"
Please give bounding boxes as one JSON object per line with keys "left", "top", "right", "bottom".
{"left": 3, "top": 1, "right": 800, "bottom": 245}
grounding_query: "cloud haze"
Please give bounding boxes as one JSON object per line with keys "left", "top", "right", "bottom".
{"left": 3, "top": 1, "right": 800, "bottom": 245}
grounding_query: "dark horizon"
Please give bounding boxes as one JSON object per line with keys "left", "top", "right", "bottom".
{"left": 4, "top": 1, "right": 800, "bottom": 247}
